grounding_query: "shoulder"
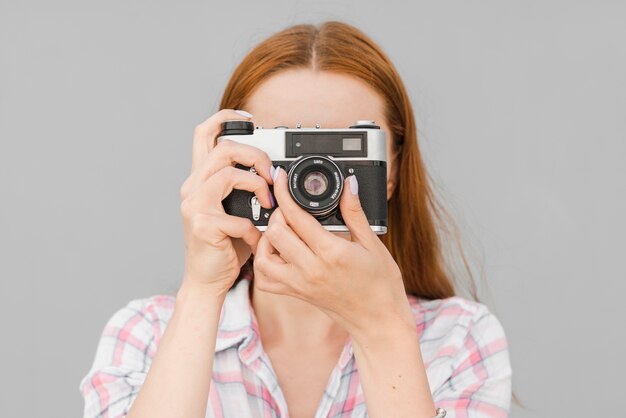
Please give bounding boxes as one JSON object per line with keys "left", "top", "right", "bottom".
{"left": 80, "top": 295, "right": 177, "bottom": 416}
{"left": 406, "top": 295, "right": 513, "bottom": 411}
{"left": 406, "top": 294, "right": 506, "bottom": 344}
{"left": 99, "top": 294, "right": 177, "bottom": 356}
{"left": 106, "top": 294, "right": 176, "bottom": 326}
{"left": 406, "top": 294, "right": 510, "bottom": 372}
{"left": 82, "top": 295, "right": 176, "bottom": 378}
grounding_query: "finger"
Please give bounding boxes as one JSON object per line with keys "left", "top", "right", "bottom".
{"left": 265, "top": 208, "right": 316, "bottom": 264}
{"left": 210, "top": 139, "right": 274, "bottom": 184}
{"left": 185, "top": 166, "right": 273, "bottom": 213}
{"left": 271, "top": 166, "right": 337, "bottom": 255}
{"left": 191, "top": 109, "right": 253, "bottom": 172}
{"left": 182, "top": 139, "right": 274, "bottom": 200}
{"left": 339, "top": 175, "right": 378, "bottom": 247}
{"left": 194, "top": 212, "right": 262, "bottom": 253}
{"left": 253, "top": 233, "right": 293, "bottom": 295}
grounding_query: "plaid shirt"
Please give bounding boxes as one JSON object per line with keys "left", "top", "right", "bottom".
{"left": 80, "top": 273, "right": 512, "bottom": 418}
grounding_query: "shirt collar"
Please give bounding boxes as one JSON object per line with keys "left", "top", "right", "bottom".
{"left": 215, "top": 275, "right": 354, "bottom": 369}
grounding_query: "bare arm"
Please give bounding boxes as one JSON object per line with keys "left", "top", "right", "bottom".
{"left": 351, "top": 309, "right": 437, "bottom": 418}
{"left": 126, "top": 284, "right": 226, "bottom": 418}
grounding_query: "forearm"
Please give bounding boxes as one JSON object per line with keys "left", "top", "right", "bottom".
{"left": 126, "top": 282, "right": 226, "bottom": 418}
{"left": 351, "top": 307, "right": 436, "bottom": 418}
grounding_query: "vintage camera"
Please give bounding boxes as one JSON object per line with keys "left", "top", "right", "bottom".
{"left": 218, "top": 120, "right": 388, "bottom": 234}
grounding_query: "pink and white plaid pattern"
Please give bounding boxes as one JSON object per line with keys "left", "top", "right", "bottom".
{"left": 80, "top": 276, "right": 512, "bottom": 417}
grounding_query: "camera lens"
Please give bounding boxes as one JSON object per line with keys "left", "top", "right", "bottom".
{"left": 302, "top": 171, "right": 329, "bottom": 196}
{"left": 287, "top": 156, "right": 344, "bottom": 218}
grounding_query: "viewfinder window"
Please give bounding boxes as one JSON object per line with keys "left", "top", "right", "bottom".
{"left": 343, "top": 137, "right": 361, "bottom": 151}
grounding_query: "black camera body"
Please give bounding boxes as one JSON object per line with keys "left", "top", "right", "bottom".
{"left": 218, "top": 120, "right": 388, "bottom": 234}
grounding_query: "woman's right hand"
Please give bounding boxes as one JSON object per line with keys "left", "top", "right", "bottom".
{"left": 179, "top": 109, "right": 275, "bottom": 296}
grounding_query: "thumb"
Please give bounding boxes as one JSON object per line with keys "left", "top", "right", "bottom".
{"left": 339, "top": 175, "right": 376, "bottom": 245}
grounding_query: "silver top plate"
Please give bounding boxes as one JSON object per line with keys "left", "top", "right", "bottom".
{"left": 217, "top": 127, "right": 387, "bottom": 162}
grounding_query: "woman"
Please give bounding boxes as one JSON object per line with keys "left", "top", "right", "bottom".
{"left": 80, "top": 22, "right": 512, "bottom": 418}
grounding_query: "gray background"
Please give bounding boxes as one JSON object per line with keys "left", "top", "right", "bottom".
{"left": 1, "top": 1, "right": 624, "bottom": 417}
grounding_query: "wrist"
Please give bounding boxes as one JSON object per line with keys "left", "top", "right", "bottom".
{"left": 350, "top": 304, "right": 417, "bottom": 348}
{"left": 348, "top": 287, "right": 416, "bottom": 346}
{"left": 172, "top": 282, "right": 228, "bottom": 337}
{"left": 177, "top": 279, "right": 229, "bottom": 306}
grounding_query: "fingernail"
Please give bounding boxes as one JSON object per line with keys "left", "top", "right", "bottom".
{"left": 272, "top": 165, "right": 281, "bottom": 183}
{"left": 269, "top": 165, "right": 275, "bottom": 181}
{"left": 349, "top": 175, "right": 358, "bottom": 195}
{"left": 235, "top": 109, "right": 253, "bottom": 118}
{"left": 269, "top": 192, "right": 276, "bottom": 207}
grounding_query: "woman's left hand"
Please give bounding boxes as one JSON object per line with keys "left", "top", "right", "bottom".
{"left": 253, "top": 166, "right": 415, "bottom": 342}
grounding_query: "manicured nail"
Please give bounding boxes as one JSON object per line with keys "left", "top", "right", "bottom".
{"left": 272, "top": 165, "right": 281, "bottom": 183}
{"left": 269, "top": 192, "right": 276, "bottom": 207}
{"left": 234, "top": 109, "right": 253, "bottom": 118}
{"left": 269, "top": 165, "right": 275, "bottom": 182}
{"left": 349, "top": 175, "right": 358, "bottom": 195}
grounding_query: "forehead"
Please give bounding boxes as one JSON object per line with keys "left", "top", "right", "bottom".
{"left": 244, "top": 69, "right": 386, "bottom": 129}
